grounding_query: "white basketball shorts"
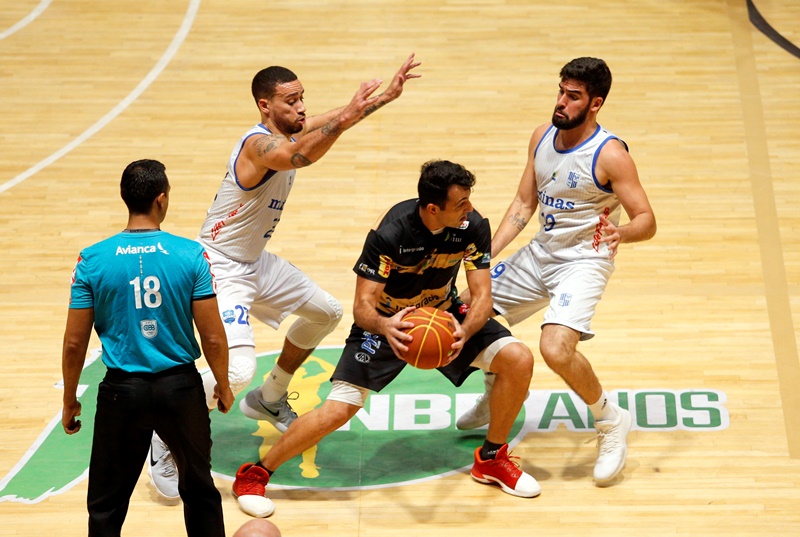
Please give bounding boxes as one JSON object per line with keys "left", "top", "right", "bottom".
{"left": 204, "top": 247, "right": 318, "bottom": 347}
{"left": 490, "top": 242, "right": 614, "bottom": 341}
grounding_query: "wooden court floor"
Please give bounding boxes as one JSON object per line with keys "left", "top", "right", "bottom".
{"left": 1, "top": 0, "right": 798, "bottom": 535}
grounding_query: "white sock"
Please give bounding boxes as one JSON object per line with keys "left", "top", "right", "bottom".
{"left": 260, "top": 364, "right": 293, "bottom": 402}
{"left": 589, "top": 391, "right": 617, "bottom": 422}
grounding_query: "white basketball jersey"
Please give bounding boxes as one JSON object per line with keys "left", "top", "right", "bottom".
{"left": 531, "top": 124, "right": 624, "bottom": 261}
{"left": 198, "top": 124, "right": 296, "bottom": 263}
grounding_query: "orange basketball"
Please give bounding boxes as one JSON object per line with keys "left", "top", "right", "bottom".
{"left": 400, "top": 307, "right": 457, "bottom": 369}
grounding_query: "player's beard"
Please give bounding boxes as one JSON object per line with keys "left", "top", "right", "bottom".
{"left": 551, "top": 102, "right": 590, "bottom": 130}
{"left": 275, "top": 115, "right": 304, "bottom": 135}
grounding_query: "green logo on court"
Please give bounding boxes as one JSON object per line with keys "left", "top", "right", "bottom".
{"left": 1, "top": 347, "right": 729, "bottom": 503}
{"left": 210, "top": 347, "right": 522, "bottom": 488}
{"left": 0, "top": 348, "right": 523, "bottom": 500}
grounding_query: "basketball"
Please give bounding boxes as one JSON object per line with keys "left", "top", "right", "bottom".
{"left": 400, "top": 307, "right": 456, "bottom": 369}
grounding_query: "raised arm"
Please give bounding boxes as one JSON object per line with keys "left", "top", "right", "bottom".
{"left": 304, "top": 53, "right": 422, "bottom": 133}
{"left": 235, "top": 78, "right": 380, "bottom": 186}
{"left": 192, "top": 296, "right": 234, "bottom": 413}
{"left": 491, "top": 124, "right": 548, "bottom": 258}
{"left": 236, "top": 54, "right": 421, "bottom": 188}
{"left": 594, "top": 139, "right": 657, "bottom": 258}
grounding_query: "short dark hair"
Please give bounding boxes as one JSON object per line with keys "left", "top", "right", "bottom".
{"left": 251, "top": 66, "right": 298, "bottom": 103}
{"left": 417, "top": 160, "right": 476, "bottom": 209}
{"left": 120, "top": 159, "right": 169, "bottom": 214}
{"left": 560, "top": 57, "right": 612, "bottom": 102}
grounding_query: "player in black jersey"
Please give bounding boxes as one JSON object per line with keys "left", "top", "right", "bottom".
{"left": 232, "top": 161, "right": 540, "bottom": 517}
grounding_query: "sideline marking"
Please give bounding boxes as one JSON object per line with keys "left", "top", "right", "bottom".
{"left": 0, "top": 0, "right": 202, "bottom": 194}
{"left": 0, "top": 0, "right": 52, "bottom": 40}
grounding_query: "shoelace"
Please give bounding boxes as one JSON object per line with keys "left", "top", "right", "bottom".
{"left": 155, "top": 447, "right": 177, "bottom": 477}
{"left": 261, "top": 392, "right": 300, "bottom": 417}
{"left": 585, "top": 423, "right": 622, "bottom": 455}
{"left": 238, "top": 478, "right": 267, "bottom": 495}
{"left": 469, "top": 393, "right": 490, "bottom": 418}
{"left": 159, "top": 455, "right": 177, "bottom": 477}
{"left": 492, "top": 450, "right": 522, "bottom": 477}
{"left": 283, "top": 391, "right": 300, "bottom": 418}
{"left": 238, "top": 469, "right": 269, "bottom": 495}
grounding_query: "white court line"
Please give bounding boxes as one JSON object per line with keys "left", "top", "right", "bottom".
{"left": 0, "top": 0, "right": 202, "bottom": 195}
{"left": 0, "top": 0, "right": 52, "bottom": 40}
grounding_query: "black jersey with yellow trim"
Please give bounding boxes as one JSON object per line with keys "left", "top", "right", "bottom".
{"left": 353, "top": 198, "right": 492, "bottom": 317}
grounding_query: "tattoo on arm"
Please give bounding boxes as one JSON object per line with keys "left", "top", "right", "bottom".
{"left": 321, "top": 120, "right": 342, "bottom": 137}
{"left": 290, "top": 153, "right": 313, "bottom": 168}
{"left": 509, "top": 212, "right": 527, "bottom": 231}
{"left": 254, "top": 136, "right": 281, "bottom": 158}
{"left": 359, "top": 99, "right": 385, "bottom": 121}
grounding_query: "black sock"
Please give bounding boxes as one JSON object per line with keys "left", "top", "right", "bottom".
{"left": 255, "top": 461, "right": 274, "bottom": 476}
{"left": 480, "top": 440, "right": 504, "bottom": 460}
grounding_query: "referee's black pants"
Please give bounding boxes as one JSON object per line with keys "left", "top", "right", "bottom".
{"left": 87, "top": 363, "right": 224, "bottom": 537}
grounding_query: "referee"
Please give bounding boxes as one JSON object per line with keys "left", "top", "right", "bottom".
{"left": 61, "top": 159, "right": 234, "bottom": 537}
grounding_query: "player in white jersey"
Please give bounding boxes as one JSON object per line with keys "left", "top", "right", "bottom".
{"left": 149, "top": 55, "right": 421, "bottom": 497}
{"left": 457, "top": 57, "right": 656, "bottom": 487}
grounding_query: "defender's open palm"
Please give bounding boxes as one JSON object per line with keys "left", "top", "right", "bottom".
{"left": 336, "top": 78, "right": 385, "bottom": 128}
{"left": 381, "top": 53, "right": 422, "bottom": 102}
{"left": 338, "top": 54, "right": 421, "bottom": 128}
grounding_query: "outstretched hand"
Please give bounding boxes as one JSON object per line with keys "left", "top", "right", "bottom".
{"left": 337, "top": 54, "right": 421, "bottom": 129}
{"left": 381, "top": 53, "right": 422, "bottom": 102}
{"left": 335, "top": 78, "right": 385, "bottom": 130}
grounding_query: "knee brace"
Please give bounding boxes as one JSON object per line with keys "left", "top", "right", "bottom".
{"left": 286, "top": 289, "right": 343, "bottom": 350}
{"left": 202, "top": 345, "right": 257, "bottom": 409}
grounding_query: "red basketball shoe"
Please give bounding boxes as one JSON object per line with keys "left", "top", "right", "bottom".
{"left": 471, "top": 444, "right": 541, "bottom": 498}
{"left": 233, "top": 463, "right": 275, "bottom": 518}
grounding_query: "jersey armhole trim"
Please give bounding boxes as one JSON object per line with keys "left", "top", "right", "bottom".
{"left": 233, "top": 129, "right": 276, "bottom": 191}
{"left": 591, "top": 136, "right": 625, "bottom": 193}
